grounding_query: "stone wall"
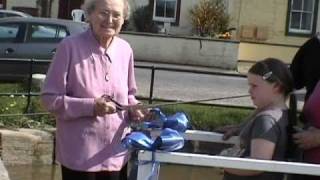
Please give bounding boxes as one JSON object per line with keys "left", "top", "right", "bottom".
{"left": 0, "top": 160, "right": 9, "bottom": 180}
{"left": 120, "top": 32, "right": 240, "bottom": 70}
{"left": 0, "top": 128, "right": 54, "bottom": 166}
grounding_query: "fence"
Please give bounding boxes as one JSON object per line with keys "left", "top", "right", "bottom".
{"left": 0, "top": 58, "right": 316, "bottom": 179}
{"left": 137, "top": 130, "right": 320, "bottom": 180}
{"left": 0, "top": 58, "right": 250, "bottom": 114}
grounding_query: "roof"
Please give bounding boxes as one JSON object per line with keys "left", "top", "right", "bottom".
{"left": 0, "top": 9, "right": 32, "bottom": 17}
{"left": 0, "top": 17, "right": 89, "bottom": 33}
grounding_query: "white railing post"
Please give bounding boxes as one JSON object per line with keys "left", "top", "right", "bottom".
{"left": 137, "top": 151, "right": 160, "bottom": 180}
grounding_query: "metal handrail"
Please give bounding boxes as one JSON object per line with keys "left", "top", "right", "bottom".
{"left": 0, "top": 58, "right": 249, "bottom": 115}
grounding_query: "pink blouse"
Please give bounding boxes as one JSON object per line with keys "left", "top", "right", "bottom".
{"left": 41, "top": 28, "right": 139, "bottom": 171}
{"left": 303, "top": 81, "right": 320, "bottom": 164}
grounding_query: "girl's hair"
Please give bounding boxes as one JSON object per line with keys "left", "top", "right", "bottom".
{"left": 248, "top": 58, "right": 294, "bottom": 97}
{"left": 83, "top": 0, "right": 130, "bottom": 20}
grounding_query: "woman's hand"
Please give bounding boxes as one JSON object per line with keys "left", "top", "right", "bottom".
{"left": 293, "top": 127, "right": 320, "bottom": 150}
{"left": 94, "top": 97, "right": 116, "bottom": 116}
{"left": 129, "top": 106, "right": 153, "bottom": 123}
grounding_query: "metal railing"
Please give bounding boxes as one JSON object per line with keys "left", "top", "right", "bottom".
{"left": 0, "top": 58, "right": 251, "bottom": 116}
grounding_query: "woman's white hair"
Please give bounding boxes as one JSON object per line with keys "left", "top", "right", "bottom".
{"left": 83, "top": 0, "right": 130, "bottom": 20}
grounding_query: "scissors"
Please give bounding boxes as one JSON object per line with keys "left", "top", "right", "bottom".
{"left": 102, "top": 94, "right": 250, "bottom": 112}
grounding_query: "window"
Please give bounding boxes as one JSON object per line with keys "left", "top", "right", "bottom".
{"left": 0, "top": 23, "right": 19, "bottom": 42}
{"left": 153, "top": 0, "right": 180, "bottom": 24}
{"left": 0, "top": 0, "right": 6, "bottom": 9}
{"left": 27, "top": 24, "right": 68, "bottom": 42}
{"left": 287, "top": 0, "right": 319, "bottom": 35}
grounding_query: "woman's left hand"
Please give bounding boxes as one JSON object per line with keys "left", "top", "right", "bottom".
{"left": 129, "top": 107, "right": 153, "bottom": 123}
{"left": 293, "top": 127, "right": 320, "bottom": 150}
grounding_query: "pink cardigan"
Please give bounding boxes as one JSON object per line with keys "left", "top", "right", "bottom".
{"left": 41, "top": 28, "right": 139, "bottom": 171}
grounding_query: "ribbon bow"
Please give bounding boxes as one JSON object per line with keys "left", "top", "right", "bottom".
{"left": 122, "top": 108, "right": 190, "bottom": 180}
{"left": 123, "top": 108, "right": 189, "bottom": 151}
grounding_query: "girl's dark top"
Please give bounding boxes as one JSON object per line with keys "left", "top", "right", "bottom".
{"left": 290, "top": 36, "right": 320, "bottom": 100}
{"left": 223, "top": 108, "right": 288, "bottom": 180}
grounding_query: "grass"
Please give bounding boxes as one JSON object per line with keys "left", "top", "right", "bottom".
{"left": 160, "top": 104, "right": 252, "bottom": 131}
{"left": 0, "top": 82, "right": 253, "bottom": 130}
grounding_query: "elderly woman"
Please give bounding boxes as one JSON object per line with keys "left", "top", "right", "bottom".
{"left": 41, "top": 0, "right": 146, "bottom": 179}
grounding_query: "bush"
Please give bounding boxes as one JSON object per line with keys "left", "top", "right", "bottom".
{"left": 131, "top": 1, "right": 158, "bottom": 33}
{"left": 0, "top": 83, "right": 55, "bottom": 129}
{"left": 0, "top": 83, "right": 252, "bottom": 130}
{"left": 189, "top": 0, "right": 230, "bottom": 37}
{"left": 160, "top": 104, "right": 252, "bottom": 131}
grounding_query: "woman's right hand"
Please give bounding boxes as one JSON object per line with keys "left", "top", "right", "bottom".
{"left": 94, "top": 97, "right": 116, "bottom": 116}
{"left": 215, "top": 125, "right": 240, "bottom": 140}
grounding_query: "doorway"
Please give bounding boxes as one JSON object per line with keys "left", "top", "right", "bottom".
{"left": 0, "top": 0, "right": 6, "bottom": 9}
{"left": 58, "top": 0, "right": 84, "bottom": 19}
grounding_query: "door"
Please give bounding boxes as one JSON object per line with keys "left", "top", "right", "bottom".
{"left": 0, "top": 0, "right": 6, "bottom": 9}
{"left": 0, "top": 22, "right": 27, "bottom": 79}
{"left": 58, "top": 0, "right": 84, "bottom": 19}
{"left": 18, "top": 22, "right": 69, "bottom": 74}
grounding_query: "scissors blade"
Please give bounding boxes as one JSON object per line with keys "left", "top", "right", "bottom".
{"left": 120, "top": 94, "right": 250, "bottom": 111}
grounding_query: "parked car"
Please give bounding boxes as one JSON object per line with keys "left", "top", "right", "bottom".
{"left": 0, "top": 17, "right": 88, "bottom": 80}
{"left": 0, "top": 10, "right": 32, "bottom": 18}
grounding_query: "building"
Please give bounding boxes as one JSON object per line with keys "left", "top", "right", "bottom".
{"left": 1, "top": 0, "right": 319, "bottom": 63}
{"left": 130, "top": 0, "right": 320, "bottom": 46}
{"left": 0, "top": 0, "right": 84, "bottom": 19}
{"left": 2, "top": 0, "right": 318, "bottom": 46}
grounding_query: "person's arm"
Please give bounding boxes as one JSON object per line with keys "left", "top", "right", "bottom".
{"left": 127, "top": 51, "right": 139, "bottom": 105}
{"left": 126, "top": 50, "right": 151, "bottom": 122}
{"left": 293, "top": 126, "right": 320, "bottom": 150}
{"left": 224, "top": 139, "right": 275, "bottom": 176}
{"left": 40, "top": 40, "right": 96, "bottom": 120}
{"left": 224, "top": 116, "right": 278, "bottom": 176}
{"left": 290, "top": 38, "right": 314, "bottom": 90}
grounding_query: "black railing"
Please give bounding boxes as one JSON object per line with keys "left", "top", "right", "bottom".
{"left": 0, "top": 58, "right": 252, "bottom": 117}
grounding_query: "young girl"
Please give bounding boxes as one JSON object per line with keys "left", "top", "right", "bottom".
{"left": 220, "top": 58, "right": 294, "bottom": 180}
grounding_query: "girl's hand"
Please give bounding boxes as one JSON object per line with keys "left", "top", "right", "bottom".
{"left": 94, "top": 97, "right": 116, "bottom": 116}
{"left": 215, "top": 125, "right": 240, "bottom": 140}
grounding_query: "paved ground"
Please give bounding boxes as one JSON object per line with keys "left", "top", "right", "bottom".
{"left": 134, "top": 61, "right": 305, "bottom": 110}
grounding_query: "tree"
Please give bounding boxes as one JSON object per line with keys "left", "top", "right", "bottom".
{"left": 189, "top": 0, "right": 230, "bottom": 37}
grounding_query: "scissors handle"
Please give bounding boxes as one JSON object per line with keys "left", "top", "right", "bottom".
{"left": 101, "top": 95, "right": 126, "bottom": 111}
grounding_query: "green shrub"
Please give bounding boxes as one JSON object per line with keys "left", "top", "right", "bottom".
{"left": 0, "top": 83, "right": 252, "bottom": 130}
{"left": 160, "top": 104, "right": 252, "bottom": 131}
{"left": 132, "top": 1, "right": 158, "bottom": 33}
{"left": 189, "top": 0, "right": 230, "bottom": 37}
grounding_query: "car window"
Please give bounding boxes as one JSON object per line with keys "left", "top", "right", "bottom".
{"left": 0, "top": 23, "right": 20, "bottom": 42}
{"left": 0, "top": 12, "right": 5, "bottom": 18}
{"left": 6, "top": 13, "right": 20, "bottom": 17}
{"left": 28, "top": 24, "right": 68, "bottom": 43}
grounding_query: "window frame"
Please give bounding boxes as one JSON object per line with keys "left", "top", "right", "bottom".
{"left": 152, "top": 0, "right": 181, "bottom": 25}
{"left": 286, "top": 0, "right": 319, "bottom": 37}
{"left": 0, "top": 22, "right": 25, "bottom": 43}
{"left": 25, "top": 23, "right": 69, "bottom": 43}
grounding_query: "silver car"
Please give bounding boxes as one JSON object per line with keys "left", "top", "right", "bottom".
{"left": 0, "top": 10, "right": 32, "bottom": 18}
{"left": 0, "top": 17, "right": 88, "bottom": 80}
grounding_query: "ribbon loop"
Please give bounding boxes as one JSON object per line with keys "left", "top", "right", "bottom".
{"left": 153, "top": 128, "right": 184, "bottom": 151}
{"left": 123, "top": 108, "right": 189, "bottom": 151}
{"left": 122, "top": 132, "right": 154, "bottom": 151}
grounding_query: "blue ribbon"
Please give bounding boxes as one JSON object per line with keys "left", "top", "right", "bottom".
{"left": 122, "top": 108, "right": 190, "bottom": 180}
{"left": 153, "top": 128, "right": 185, "bottom": 151}
{"left": 143, "top": 108, "right": 190, "bottom": 132}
